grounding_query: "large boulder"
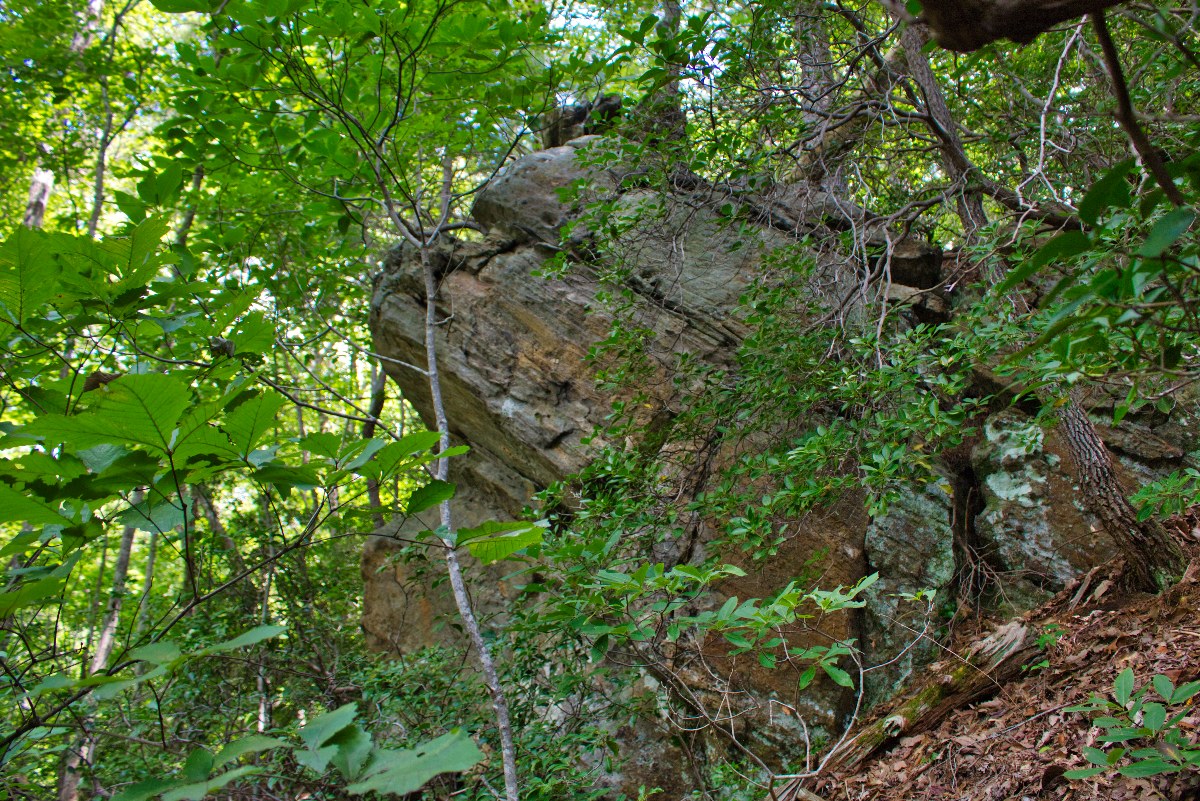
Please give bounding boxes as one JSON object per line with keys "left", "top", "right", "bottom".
{"left": 363, "top": 138, "right": 1187, "bottom": 794}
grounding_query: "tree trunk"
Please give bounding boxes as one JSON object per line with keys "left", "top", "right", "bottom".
{"left": 57, "top": 515, "right": 136, "bottom": 801}
{"left": 361, "top": 363, "right": 388, "bottom": 529}
{"left": 1058, "top": 392, "right": 1187, "bottom": 591}
{"left": 23, "top": 167, "right": 54, "bottom": 229}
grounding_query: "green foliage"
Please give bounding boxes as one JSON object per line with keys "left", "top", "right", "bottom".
{"left": 997, "top": 139, "right": 1200, "bottom": 390}
{"left": 1065, "top": 668, "right": 1200, "bottom": 779}
{"left": 106, "top": 704, "right": 481, "bottom": 800}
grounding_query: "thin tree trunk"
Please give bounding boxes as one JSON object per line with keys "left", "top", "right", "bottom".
{"left": 362, "top": 363, "right": 388, "bottom": 528}
{"left": 23, "top": 167, "right": 54, "bottom": 229}
{"left": 58, "top": 509, "right": 137, "bottom": 801}
{"left": 420, "top": 245, "right": 521, "bottom": 801}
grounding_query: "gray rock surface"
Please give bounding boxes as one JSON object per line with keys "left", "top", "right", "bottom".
{"left": 971, "top": 410, "right": 1117, "bottom": 605}
{"left": 861, "top": 476, "right": 956, "bottom": 706}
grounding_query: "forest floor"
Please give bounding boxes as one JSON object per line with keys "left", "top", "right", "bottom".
{"left": 808, "top": 533, "right": 1200, "bottom": 801}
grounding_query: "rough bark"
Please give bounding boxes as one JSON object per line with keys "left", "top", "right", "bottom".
{"left": 1058, "top": 392, "right": 1187, "bottom": 591}
{"left": 884, "top": 0, "right": 1130, "bottom": 52}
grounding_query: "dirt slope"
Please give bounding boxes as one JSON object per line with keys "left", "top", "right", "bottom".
{"left": 804, "top": 540, "right": 1200, "bottom": 801}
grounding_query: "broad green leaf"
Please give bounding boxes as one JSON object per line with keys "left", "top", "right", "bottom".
{"left": 183, "top": 747, "right": 214, "bottom": 782}
{"left": 117, "top": 498, "right": 191, "bottom": 533}
{"left": 299, "top": 703, "right": 359, "bottom": 749}
{"left": 1171, "top": 680, "right": 1200, "bottom": 704}
{"left": 110, "top": 215, "right": 170, "bottom": 290}
{"left": 465, "top": 523, "right": 543, "bottom": 565}
{"left": 1142, "top": 702, "right": 1166, "bottom": 732}
{"left": 1138, "top": 209, "right": 1195, "bottom": 258}
{"left": 112, "top": 778, "right": 179, "bottom": 801}
{"left": 213, "top": 735, "right": 287, "bottom": 769}
{"left": 161, "top": 766, "right": 262, "bottom": 801}
{"left": 1152, "top": 674, "right": 1174, "bottom": 701}
{"left": 0, "top": 484, "right": 67, "bottom": 525}
{"left": 1117, "top": 758, "right": 1178, "bottom": 777}
{"left": 295, "top": 744, "right": 339, "bottom": 774}
{"left": 390, "top": 430, "right": 442, "bottom": 457}
{"left": 1078, "top": 159, "right": 1134, "bottom": 226}
{"left": 128, "top": 641, "right": 183, "bottom": 665}
{"left": 297, "top": 432, "right": 343, "bottom": 459}
{"left": 28, "top": 374, "right": 191, "bottom": 454}
{"left": 0, "top": 227, "right": 62, "bottom": 324}
{"left": 821, "top": 663, "right": 854, "bottom": 688}
{"left": 222, "top": 391, "right": 286, "bottom": 456}
{"left": 328, "top": 724, "right": 373, "bottom": 780}
{"left": 346, "top": 730, "right": 482, "bottom": 795}
{"left": 997, "top": 230, "right": 1090, "bottom": 292}
{"left": 150, "top": 0, "right": 219, "bottom": 13}
{"left": 406, "top": 479, "right": 455, "bottom": 515}
{"left": 0, "top": 570, "right": 71, "bottom": 616}
{"left": 28, "top": 673, "right": 78, "bottom": 697}
{"left": 1114, "top": 668, "right": 1135, "bottom": 706}
{"left": 202, "top": 624, "right": 286, "bottom": 654}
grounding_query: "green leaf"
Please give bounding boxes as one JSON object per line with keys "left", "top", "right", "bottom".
{"left": 1078, "top": 159, "right": 1133, "bottom": 226}
{"left": 128, "top": 641, "right": 182, "bottom": 665}
{"left": 0, "top": 227, "right": 62, "bottom": 324}
{"left": 1117, "top": 758, "right": 1178, "bottom": 777}
{"left": 796, "top": 665, "right": 817, "bottom": 690}
{"left": 0, "top": 484, "right": 67, "bottom": 525}
{"left": 997, "top": 230, "right": 1090, "bottom": 291}
{"left": 328, "top": 725, "right": 374, "bottom": 780}
{"left": 1142, "top": 702, "right": 1166, "bottom": 732}
{"left": 222, "top": 391, "right": 286, "bottom": 457}
{"left": 112, "top": 778, "right": 180, "bottom": 801}
{"left": 406, "top": 480, "right": 455, "bottom": 515}
{"left": 821, "top": 663, "right": 854, "bottom": 688}
{"left": 346, "top": 730, "right": 482, "bottom": 795}
{"left": 1114, "top": 668, "right": 1135, "bottom": 706}
{"left": 117, "top": 498, "right": 191, "bottom": 534}
{"left": 202, "top": 624, "right": 286, "bottom": 654}
{"left": 465, "top": 523, "right": 543, "bottom": 565}
{"left": 213, "top": 735, "right": 287, "bottom": 769}
{"left": 0, "top": 563, "right": 75, "bottom": 617}
{"left": 1063, "top": 767, "right": 1106, "bottom": 779}
{"left": 299, "top": 703, "right": 359, "bottom": 750}
{"left": 150, "top": 0, "right": 219, "bottom": 14}
{"left": 183, "top": 747, "right": 214, "bottom": 782}
{"left": 112, "top": 215, "right": 170, "bottom": 290}
{"left": 161, "top": 766, "right": 261, "bottom": 801}
{"left": 28, "top": 374, "right": 191, "bottom": 454}
{"left": 1138, "top": 209, "right": 1195, "bottom": 258}
{"left": 1171, "top": 680, "right": 1200, "bottom": 704}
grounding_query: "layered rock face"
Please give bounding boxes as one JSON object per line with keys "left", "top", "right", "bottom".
{"left": 364, "top": 137, "right": 1197, "bottom": 792}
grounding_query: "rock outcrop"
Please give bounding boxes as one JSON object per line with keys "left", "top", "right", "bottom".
{"left": 364, "top": 136, "right": 1199, "bottom": 795}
